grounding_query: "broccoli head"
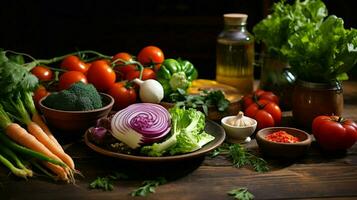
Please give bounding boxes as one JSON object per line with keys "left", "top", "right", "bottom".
{"left": 42, "top": 82, "right": 103, "bottom": 111}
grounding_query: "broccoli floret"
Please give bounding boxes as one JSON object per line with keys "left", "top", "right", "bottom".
{"left": 42, "top": 82, "right": 103, "bottom": 111}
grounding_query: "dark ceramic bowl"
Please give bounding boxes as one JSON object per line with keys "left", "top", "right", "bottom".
{"left": 256, "top": 127, "right": 312, "bottom": 159}
{"left": 39, "top": 93, "right": 114, "bottom": 136}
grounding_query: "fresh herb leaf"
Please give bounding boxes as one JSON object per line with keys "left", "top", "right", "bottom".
{"left": 131, "top": 177, "right": 167, "bottom": 197}
{"left": 169, "top": 89, "right": 230, "bottom": 116}
{"left": 89, "top": 172, "right": 128, "bottom": 191}
{"left": 210, "top": 143, "right": 269, "bottom": 172}
{"left": 0, "top": 50, "right": 38, "bottom": 98}
{"left": 228, "top": 187, "right": 254, "bottom": 200}
{"left": 89, "top": 177, "right": 114, "bottom": 191}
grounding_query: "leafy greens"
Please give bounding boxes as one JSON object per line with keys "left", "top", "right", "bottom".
{"left": 140, "top": 107, "right": 215, "bottom": 157}
{"left": 253, "top": 0, "right": 357, "bottom": 82}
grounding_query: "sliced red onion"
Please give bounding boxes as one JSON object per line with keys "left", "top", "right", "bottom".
{"left": 111, "top": 103, "right": 171, "bottom": 149}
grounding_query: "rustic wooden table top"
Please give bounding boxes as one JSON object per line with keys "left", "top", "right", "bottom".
{"left": 1, "top": 81, "right": 357, "bottom": 200}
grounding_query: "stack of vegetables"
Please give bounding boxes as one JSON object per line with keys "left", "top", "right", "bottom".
{"left": 0, "top": 50, "right": 76, "bottom": 182}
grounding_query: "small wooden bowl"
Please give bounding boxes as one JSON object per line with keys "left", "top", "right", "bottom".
{"left": 39, "top": 93, "right": 114, "bottom": 136}
{"left": 256, "top": 127, "right": 312, "bottom": 159}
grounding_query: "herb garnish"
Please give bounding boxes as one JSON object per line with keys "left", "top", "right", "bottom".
{"left": 211, "top": 143, "right": 269, "bottom": 172}
{"left": 170, "top": 88, "right": 230, "bottom": 116}
{"left": 89, "top": 172, "right": 128, "bottom": 191}
{"left": 228, "top": 187, "right": 255, "bottom": 200}
{"left": 130, "top": 177, "right": 167, "bottom": 197}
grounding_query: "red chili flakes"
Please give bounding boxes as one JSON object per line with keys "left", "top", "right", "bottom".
{"left": 265, "top": 130, "right": 300, "bottom": 143}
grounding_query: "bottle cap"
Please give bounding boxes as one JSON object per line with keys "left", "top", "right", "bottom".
{"left": 223, "top": 13, "right": 248, "bottom": 25}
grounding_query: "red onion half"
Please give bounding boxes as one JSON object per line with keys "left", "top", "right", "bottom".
{"left": 111, "top": 103, "right": 171, "bottom": 149}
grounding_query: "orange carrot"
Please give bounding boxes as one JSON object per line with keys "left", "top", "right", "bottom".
{"left": 5, "top": 123, "right": 64, "bottom": 166}
{"left": 27, "top": 121, "right": 75, "bottom": 170}
{"left": 32, "top": 113, "right": 64, "bottom": 152}
{"left": 43, "top": 162, "right": 68, "bottom": 182}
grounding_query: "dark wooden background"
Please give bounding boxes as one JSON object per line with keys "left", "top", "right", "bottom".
{"left": 1, "top": 0, "right": 356, "bottom": 79}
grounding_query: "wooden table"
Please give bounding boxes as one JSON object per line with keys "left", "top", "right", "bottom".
{"left": 1, "top": 81, "right": 357, "bottom": 200}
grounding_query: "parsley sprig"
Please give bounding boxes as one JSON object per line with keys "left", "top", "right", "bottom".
{"left": 228, "top": 187, "right": 255, "bottom": 200}
{"left": 130, "top": 177, "right": 167, "bottom": 197}
{"left": 89, "top": 172, "right": 128, "bottom": 191}
{"left": 211, "top": 143, "right": 269, "bottom": 172}
{"left": 169, "top": 89, "right": 230, "bottom": 116}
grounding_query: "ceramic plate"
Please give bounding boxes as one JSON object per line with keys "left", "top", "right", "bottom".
{"left": 84, "top": 120, "right": 226, "bottom": 162}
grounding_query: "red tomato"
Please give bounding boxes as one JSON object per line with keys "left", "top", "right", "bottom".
{"left": 242, "top": 89, "right": 279, "bottom": 110}
{"left": 112, "top": 52, "right": 137, "bottom": 80}
{"left": 108, "top": 82, "right": 137, "bottom": 110}
{"left": 137, "top": 46, "right": 164, "bottom": 71}
{"left": 58, "top": 71, "right": 87, "bottom": 91}
{"left": 31, "top": 66, "right": 53, "bottom": 81}
{"left": 86, "top": 60, "right": 116, "bottom": 92}
{"left": 33, "top": 85, "right": 50, "bottom": 108}
{"left": 125, "top": 68, "right": 156, "bottom": 81}
{"left": 312, "top": 115, "right": 357, "bottom": 151}
{"left": 60, "top": 55, "right": 89, "bottom": 74}
{"left": 245, "top": 99, "right": 282, "bottom": 130}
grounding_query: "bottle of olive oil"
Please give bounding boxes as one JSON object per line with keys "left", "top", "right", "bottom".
{"left": 216, "top": 13, "right": 254, "bottom": 95}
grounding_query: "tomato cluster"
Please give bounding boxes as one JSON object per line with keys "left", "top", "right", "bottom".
{"left": 31, "top": 46, "right": 165, "bottom": 110}
{"left": 242, "top": 89, "right": 282, "bottom": 130}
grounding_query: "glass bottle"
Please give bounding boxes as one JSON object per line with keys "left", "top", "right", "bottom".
{"left": 216, "top": 13, "right": 254, "bottom": 95}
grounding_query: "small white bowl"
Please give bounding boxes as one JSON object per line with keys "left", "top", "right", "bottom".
{"left": 221, "top": 115, "right": 257, "bottom": 143}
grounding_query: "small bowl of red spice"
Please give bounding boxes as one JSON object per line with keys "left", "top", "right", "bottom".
{"left": 256, "top": 127, "right": 312, "bottom": 159}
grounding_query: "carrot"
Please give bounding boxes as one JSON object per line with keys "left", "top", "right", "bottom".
{"left": 31, "top": 113, "right": 64, "bottom": 152}
{"left": 43, "top": 162, "right": 68, "bottom": 182}
{"left": 27, "top": 121, "right": 75, "bottom": 170}
{"left": 4, "top": 123, "right": 64, "bottom": 167}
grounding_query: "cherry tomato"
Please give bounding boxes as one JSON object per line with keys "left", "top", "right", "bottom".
{"left": 125, "top": 68, "right": 156, "bottom": 81}
{"left": 86, "top": 60, "right": 116, "bottom": 92}
{"left": 312, "top": 115, "right": 357, "bottom": 151}
{"left": 245, "top": 99, "right": 282, "bottom": 130}
{"left": 31, "top": 66, "right": 53, "bottom": 81}
{"left": 108, "top": 82, "right": 137, "bottom": 110}
{"left": 58, "top": 71, "right": 87, "bottom": 91}
{"left": 137, "top": 46, "right": 164, "bottom": 71}
{"left": 112, "top": 52, "right": 137, "bottom": 80}
{"left": 242, "top": 89, "right": 279, "bottom": 110}
{"left": 60, "top": 55, "right": 89, "bottom": 74}
{"left": 33, "top": 85, "right": 50, "bottom": 108}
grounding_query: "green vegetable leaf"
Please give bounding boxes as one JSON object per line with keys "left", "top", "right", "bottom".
{"left": 254, "top": 0, "right": 357, "bottom": 82}
{"left": 89, "top": 177, "right": 114, "bottom": 191}
{"left": 169, "top": 89, "right": 230, "bottom": 116}
{"left": 89, "top": 172, "right": 128, "bottom": 191}
{"left": 131, "top": 177, "right": 167, "bottom": 197}
{"left": 0, "top": 50, "right": 38, "bottom": 98}
{"left": 228, "top": 187, "right": 254, "bottom": 200}
{"left": 211, "top": 143, "right": 269, "bottom": 173}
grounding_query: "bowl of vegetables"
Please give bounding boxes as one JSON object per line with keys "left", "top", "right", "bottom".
{"left": 85, "top": 103, "right": 225, "bottom": 162}
{"left": 256, "top": 127, "right": 312, "bottom": 159}
{"left": 39, "top": 82, "right": 114, "bottom": 136}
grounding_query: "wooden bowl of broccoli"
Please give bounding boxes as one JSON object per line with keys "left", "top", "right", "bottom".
{"left": 39, "top": 82, "right": 114, "bottom": 138}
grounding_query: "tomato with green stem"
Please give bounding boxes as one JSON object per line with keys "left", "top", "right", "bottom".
{"left": 245, "top": 99, "right": 282, "bottom": 130}
{"left": 312, "top": 115, "right": 357, "bottom": 151}
{"left": 31, "top": 66, "right": 53, "bottom": 81}
{"left": 108, "top": 81, "right": 137, "bottom": 110}
{"left": 137, "top": 46, "right": 164, "bottom": 71}
{"left": 58, "top": 71, "right": 88, "bottom": 91}
{"left": 242, "top": 89, "right": 279, "bottom": 110}
{"left": 60, "top": 55, "right": 89, "bottom": 74}
{"left": 86, "top": 60, "right": 116, "bottom": 92}
{"left": 112, "top": 52, "right": 137, "bottom": 80}
{"left": 125, "top": 68, "right": 156, "bottom": 81}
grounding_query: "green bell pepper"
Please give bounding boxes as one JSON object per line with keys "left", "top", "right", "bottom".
{"left": 157, "top": 58, "right": 198, "bottom": 98}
